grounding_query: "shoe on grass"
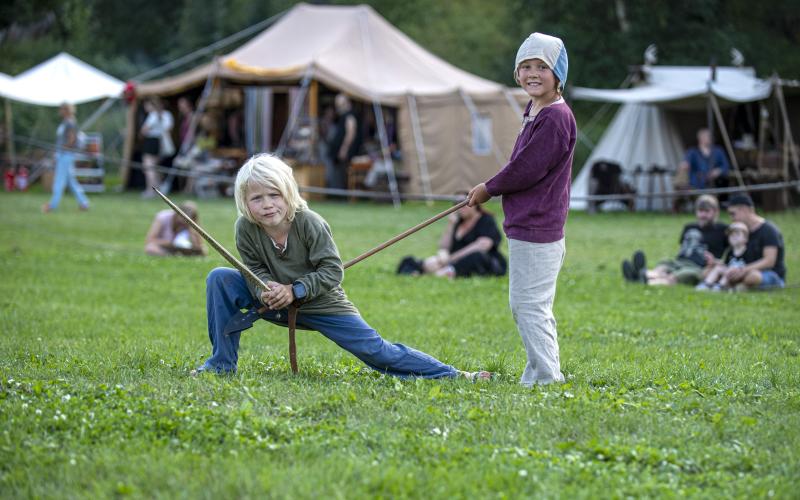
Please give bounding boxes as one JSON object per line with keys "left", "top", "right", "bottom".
{"left": 632, "top": 250, "right": 646, "bottom": 274}
{"left": 622, "top": 260, "right": 637, "bottom": 282}
{"left": 459, "top": 370, "right": 493, "bottom": 382}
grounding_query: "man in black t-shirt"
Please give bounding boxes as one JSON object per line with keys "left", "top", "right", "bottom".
{"left": 725, "top": 193, "right": 786, "bottom": 290}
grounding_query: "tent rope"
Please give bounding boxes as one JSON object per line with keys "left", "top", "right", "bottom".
{"left": 131, "top": 10, "right": 288, "bottom": 82}
{"left": 12, "top": 132, "right": 800, "bottom": 204}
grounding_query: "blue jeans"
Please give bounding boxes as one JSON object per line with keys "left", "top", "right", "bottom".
{"left": 47, "top": 152, "right": 89, "bottom": 209}
{"left": 200, "top": 267, "right": 458, "bottom": 378}
{"left": 759, "top": 270, "right": 785, "bottom": 289}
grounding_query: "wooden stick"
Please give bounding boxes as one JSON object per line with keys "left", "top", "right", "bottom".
{"left": 153, "top": 188, "right": 271, "bottom": 292}
{"left": 343, "top": 200, "right": 467, "bottom": 269}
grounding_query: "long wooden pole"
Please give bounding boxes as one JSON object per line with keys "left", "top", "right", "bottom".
{"left": 157, "top": 188, "right": 467, "bottom": 374}
{"left": 153, "top": 188, "right": 271, "bottom": 293}
{"left": 343, "top": 200, "right": 467, "bottom": 269}
{"left": 4, "top": 99, "right": 16, "bottom": 172}
{"left": 709, "top": 92, "right": 745, "bottom": 187}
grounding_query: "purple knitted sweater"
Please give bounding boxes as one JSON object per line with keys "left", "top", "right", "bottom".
{"left": 485, "top": 100, "right": 576, "bottom": 243}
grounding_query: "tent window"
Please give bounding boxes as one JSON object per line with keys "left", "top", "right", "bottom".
{"left": 471, "top": 113, "right": 492, "bottom": 156}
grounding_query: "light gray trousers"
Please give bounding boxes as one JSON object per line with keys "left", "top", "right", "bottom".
{"left": 508, "top": 238, "right": 566, "bottom": 386}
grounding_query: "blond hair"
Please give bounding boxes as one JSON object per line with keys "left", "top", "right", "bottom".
{"left": 234, "top": 154, "right": 307, "bottom": 223}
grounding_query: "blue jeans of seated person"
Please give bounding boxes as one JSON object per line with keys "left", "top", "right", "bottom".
{"left": 47, "top": 152, "right": 89, "bottom": 210}
{"left": 759, "top": 270, "right": 785, "bottom": 289}
{"left": 200, "top": 267, "right": 458, "bottom": 378}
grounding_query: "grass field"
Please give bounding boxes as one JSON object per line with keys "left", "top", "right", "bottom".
{"left": 1, "top": 191, "right": 798, "bottom": 498}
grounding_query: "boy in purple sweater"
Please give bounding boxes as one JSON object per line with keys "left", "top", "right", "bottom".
{"left": 468, "top": 32, "right": 576, "bottom": 386}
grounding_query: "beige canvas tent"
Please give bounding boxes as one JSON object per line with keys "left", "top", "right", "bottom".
{"left": 124, "top": 2, "right": 525, "bottom": 198}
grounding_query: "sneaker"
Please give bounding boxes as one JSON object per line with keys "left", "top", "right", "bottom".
{"left": 78, "top": 204, "right": 89, "bottom": 211}
{"left": 622, "top": 260, "right": 637, "bottom": 282}
{"left": 695, "top": 282, "right": 710, "bottom": 291}
{"left": 41, "top": 203, "right": 52, "bottom": 213}
{"left": 459, "top": 370, "right": 493, "bottom": 382}
{"left": 632, "top": 250, "right": 646, "bottom": 275}
{"left": 710, "top": 284, "right": 723, "bottom": 292}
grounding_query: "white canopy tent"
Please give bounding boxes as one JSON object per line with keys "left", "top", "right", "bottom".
{"left": 0, "top": 73, "right": 13, "bottom": 96}
{"left": 0, "top": 52, "right": 124, "bottom": 106}
{"left": 1, "top": 53, "right": 125, "bottom": 186}
{"left": 570, "top": 66, "right": 775, "bottom": 210}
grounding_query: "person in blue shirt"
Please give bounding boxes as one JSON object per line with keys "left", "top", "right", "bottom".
{"left": 679, "top": 128, "right": 730, "bottom": 189}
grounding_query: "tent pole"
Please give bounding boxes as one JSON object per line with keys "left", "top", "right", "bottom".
{"left": 182, "top": 58, "right": 219, "bottom": 155}
{"left": 406, "top": 94, "right": 433, "bottom": 203}
{"left": 503, "top": 89, "right": 523, "bottom": 116}
{"left": 355, "top": 12, "right": 400, "bottom": 207}
{"left": 276, "top": 66, "right": 312, "bottom": 156}
{"left": 773, "top": 75, "right": 800, "bottom": 186}
{"left": 372, "top": 101, "right": 401, "bottom": 208}
{"left": 79, "top": 97, "right": 117, "bottom": 131}
{"left": 159, "top": 58, "right": 219, "bottom": 195}
{"left": 757, "top": 102, "right": 767, "bottom": 172}
{"left": 709, "top": 92, "right": 745, "bottom": 188}
{"left": 121, "top": 98, "right": 138, "bottom": 188}
{"left": 309, "top": 80, "right": 319, "bottom": 163}
{"left": 4, "top": 98, "right": 15, "bottom": 171}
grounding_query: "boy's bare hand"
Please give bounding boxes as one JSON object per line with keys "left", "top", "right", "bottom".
{"left": 466, "top": 183, "right": 491, "bottom": 206}
{"left": 261, "top": 282, "right": 295, "bottom": 310}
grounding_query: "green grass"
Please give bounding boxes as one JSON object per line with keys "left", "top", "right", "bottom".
{"left": 1, "top": 191, "right": 798, "bottom": 498}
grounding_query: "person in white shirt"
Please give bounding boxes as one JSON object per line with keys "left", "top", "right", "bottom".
{"left": 139, "top": 97, "right": 174, "bottom": 198}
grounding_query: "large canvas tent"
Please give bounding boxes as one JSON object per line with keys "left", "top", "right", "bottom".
{"left": 569, "top": 65, "right": 787, "bottom": 211}
{"left": 126, "top": 2, "right": 524, "bottom": 198}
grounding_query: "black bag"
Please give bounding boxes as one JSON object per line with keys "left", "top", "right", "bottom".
{"left": 396, "top": 256, "right": 423, "bottom": 275}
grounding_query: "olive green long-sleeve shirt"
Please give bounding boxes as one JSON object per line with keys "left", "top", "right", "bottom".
{"left": 235, "top": 209, "right": 358, "bottom": 315}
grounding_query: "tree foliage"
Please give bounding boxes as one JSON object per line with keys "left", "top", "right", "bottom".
{"left": 0, "top": 0, "right": 798, "bottom": 87}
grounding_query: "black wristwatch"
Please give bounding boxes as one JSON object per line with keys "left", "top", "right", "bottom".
{"left": 292, "top": 281, "right": 307, "bottom": 301}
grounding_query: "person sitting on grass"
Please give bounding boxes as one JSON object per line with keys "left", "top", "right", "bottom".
{"left": 724, "top": 193, "right": 786, "bottom": 291}
{"left": 144, "top": 201, "right": 207, "bottom": 256}
{"left": 191, "top": 154, "right": 491, "bottom": 381}
{"left": 622, "top": 194, "right": 727, "bottom": 286}
{"left": 696, "top": 221, "right": 748, "bottom": 291}
{"left": 397, "top": 192, "right": 506, "bottom": 279}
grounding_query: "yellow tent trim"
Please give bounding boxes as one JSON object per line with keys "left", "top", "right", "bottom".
{"left": 223, "top": 59, "right": 305, "bottom": 78}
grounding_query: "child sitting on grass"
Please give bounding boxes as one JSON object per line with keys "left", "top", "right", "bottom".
{"left": 192, "top": 153, "right": 490, "bottom": 381}
{"left": 696, "top": 221, "right": 748, "bottom": 291}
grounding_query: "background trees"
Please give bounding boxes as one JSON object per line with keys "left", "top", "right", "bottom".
{"left": 1, "top": 0, "right": 798, "bottom": 87}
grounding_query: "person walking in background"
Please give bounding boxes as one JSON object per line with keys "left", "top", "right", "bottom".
{"left": 467, "top": 33, "right": 576, "bottom": 386}
{"left": 41, "top": 102, "right": 89, "bottom": 213}
{"left": 139, "top": 97, "right": 174, "bottom": 198}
